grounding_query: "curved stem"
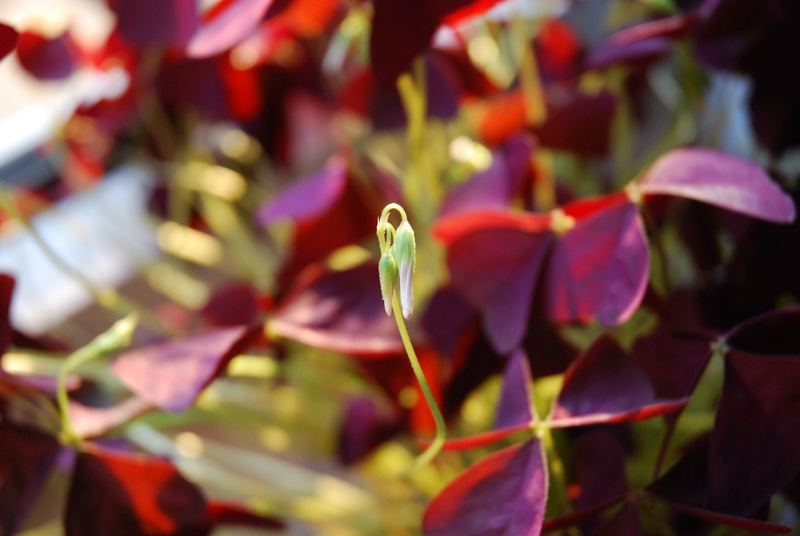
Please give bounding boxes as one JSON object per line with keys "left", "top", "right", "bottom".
{"left": 380, "top": 203, "right": 407, "bottom": 225}
{"left": 391, "top": 295, "right": 446, "bottom": 472}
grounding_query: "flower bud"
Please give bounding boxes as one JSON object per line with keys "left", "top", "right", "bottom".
{"left": 378, "top": 250, "right": 398, "bottom": 316}
{"left": 392, "top": 220, "right": 416, "bottom": 319}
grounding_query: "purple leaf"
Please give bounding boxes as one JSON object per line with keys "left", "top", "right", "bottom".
{"left": 111, "top": 326, "right": 257, "bottom": 412}
{"left": 546, "top": 197, "right": 649, "bottom": 326}
{"left": 337, "top": 396, "right": 399, "bottom": 465}
{"left": 187, "top": 0, "right": 274, "bottom": 58}
{"left": 269, "top": 263, "right": 404, "bottom": 357}
{"left": 549, "top": 336, "right": 687, "bottom": 428}
{"left": 109, "top": 0, "right": 199, "bottom": 47}
{"left": 16, "top": 30, "right": 76, "bottom": 80}
{"left": 570, "top": 430, "right": 629, "bottom": 511}
{"left": 638, "top": 148, "right": 796, "bottom": 223}
{"left": 531, "top": 90, "right": 616, "bottom": 157}
{"left": 423, "top": 438, "right": 548, "bottom": 536}
{"left": 590, "top": 503, "right": 641, "bottom": 536}
{"left": 421, "top": 286, "right": 479, "bottom": 360}
{"left": 257, "top": 157, "right": 347, "bottom": 226}
{"left": 0, "top": 23, "right": 18, "bottom": 61}
{"left": 494, "top": 350, "right": 535, "bottom": 429}
{"left": 201, "top": 282, "right": 262, "bottom": 327}
{"left": 0, "top": 423, "right": 61, "bottom": 535}
{"left": 435, "top": 211, "right": 553, "bottom": 353}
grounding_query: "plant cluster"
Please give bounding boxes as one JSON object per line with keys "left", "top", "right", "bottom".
{"left": 1, "top": 0, "right": 800, "bottom": 535}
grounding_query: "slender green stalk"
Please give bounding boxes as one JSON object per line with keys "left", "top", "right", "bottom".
{"left": 541, "top": 426, "right": 579, "bottom": 536}
{"left": 391, "top": 294, "right": 446, "bottom": 472}
{"left": 56, "top": 314, "right": 138, "bottom": 445}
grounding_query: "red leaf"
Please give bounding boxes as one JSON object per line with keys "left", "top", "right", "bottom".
{"left": 531, "top": 90, "right": 616, "bottom": 157}
{"left": 638, "top": 148, "right": 796, "bottom": 223}
{"left": 0, "top": 23, "right": 18, "bottom": 61}
{"left": 187, "top": 0, "right": 274, "bottom": 58}
{"left": 269, "top": 263, "right": 403, "bottom": 357}
{"left": 546, "top": 197, "right": 649, "bottom": 326}
{"left": 549, "top": 336, "right": 687, "bottom": 428}
{"left": 435, "top": 210, "right": 553, "bottom": 353}
{"left": 65, "top": 448, "right": 207, "bottom": 536}
{"left": 0, "top": 423, "right": 61, "bottom": 535}
{"left": 111, "top": 326, "right": 257, "bottom": 411}
{"left": 423, "top": 439, "right": 548, "bottom": 536}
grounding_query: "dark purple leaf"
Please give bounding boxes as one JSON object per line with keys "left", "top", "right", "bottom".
{"left": 65, "top": 448, "right": 208, "bottom": 536}
{"left": 269, "top": 263, "right": 403, "bottom": 357}
{"left": 257, "top": 156, "right": 347, "bottom": 226}
{"left": 187, "top": 0, "right": 274, "bottom": 58}
{"left": 638, "top": 148, "right": 795, "bottom": 223}
{"left": 531, "top": 90, "right": 616, "bottom": 157}
{"left": 494, "top": 350, "right": 534, "bottom": 429}
{"left": 0, "top": 23, "right": 18, "bottom": 61}
{"left": 549, "top": 336, "right": 687, "bottom": 428}
{"left": 570, "top": 430, "right": 629, "bottom": 511}
{"left": 546, "top": 197, "right": 649, "bottom": 326}
{"left": 421, "top": 285, "right": 479, "bottom": 360}
{"left": 109, "top": 0, "right": 199, "bottom": 47}
{"left": 157, "top": 56, "right": 229, "bottom": 120}
{"left": 587, "top": 37, "right": 672, "bottom": 71}
{"left": 0, "top": 423, "right": 61, "bottom": 535}
{"left": 16, "top": 30, "right": 76, "bottom": 80}
{"left": 337, "top": 396, "right": 400, "bottom": 465}
{"left": 423, "top": 438, "right": 548, "bottom": 536}
{"left": 706, "top": 309, "right": 800, "bottom": 515}
{"left": 435, "top": 210, "right": 553, "bottom": 353}
{"left": 201, "top": 282, "right": 262, "bottom": 327}
{"left": 631, "top": 329, "right": 713, "bottom": 400}
{"left": 111, "top": 326, "right": 257, "bottom": 411}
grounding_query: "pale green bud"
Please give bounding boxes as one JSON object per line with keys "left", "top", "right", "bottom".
{"left": 392, "top": 220, "right": 416, "bottom": 319}
{"left": 378, "top": 250, "right": 398, "bottom": 316}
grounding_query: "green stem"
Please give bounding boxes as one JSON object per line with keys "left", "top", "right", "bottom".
{"left": 391, "top": 294, "right": 446, "bottom": 472}
{"left": 56, "top": 314, "right": 139, "bottom": 445}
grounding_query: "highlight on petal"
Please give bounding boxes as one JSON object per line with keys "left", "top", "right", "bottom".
{"left": 546, "top": 196, "right": 649, "bottom": 326}
{"left": 187, "top": 0, "right": 275, "bottom": 58}
{"left": 423, "top": 438, "right": 548, "bottom": 536}
{"left": 269, "top": 262, "right": 403, "bottom": 357}
{"left": 638, "top": 148, "right": 796, "bottom": 223}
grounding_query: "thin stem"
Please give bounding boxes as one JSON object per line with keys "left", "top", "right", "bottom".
{"left": 541, "top": 427, "right": 579, "bottom": 536}
{"left": 391, "top": 295, "right": 446, "bottom": 472}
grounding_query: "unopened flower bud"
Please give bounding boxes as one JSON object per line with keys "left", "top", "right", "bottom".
{"left": 378, "top": 250, "right": 398, "bottom": 316}
{"left": 392, "top": 220, "right": 416, "bottom": 319}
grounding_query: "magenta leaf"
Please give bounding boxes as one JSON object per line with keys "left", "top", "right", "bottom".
{"left": 65, "top": 447, "right": 208, "bottom": 536}
{"left": 69, "top": 397, "right": 153, "bottom": 438}
{"left": 269, "top": 263, "right": 403, "bottom": 357}
{"left": 435, "top": 211, "right": 553, "bottom": 353}
{"left": 638, "top": 148, "right": 796, "bottom": 223}
{"left": 494, "top": 350, "right": 535, "bottom": 429}
{"left": 549, "top": 336, "right": 687, "bottom": 428}
{"left": 187, "top": 0, "right": 275, "bottom": 58}
{"left": 422, "top": 438, "right": 548, "bottom": 536}
{"left": 111, "top": 326, "right": 257, "bottom": 412}
{"left": 16, "top": 30, "right": 76, "bottom": 80}
{"left": 109, "top": 0, "right": 199, "bottom": 47}
{"left": 257, "top": 156, "right": 347, "bottom": 226}
{"left": 546, "top": 197, "right": 649, "bottom": 326}
{"left": 0, "top": 423, "right": 62, "bottom": 535}
{"left": 0, "top": 23, "right": 18, "bottom": 62}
